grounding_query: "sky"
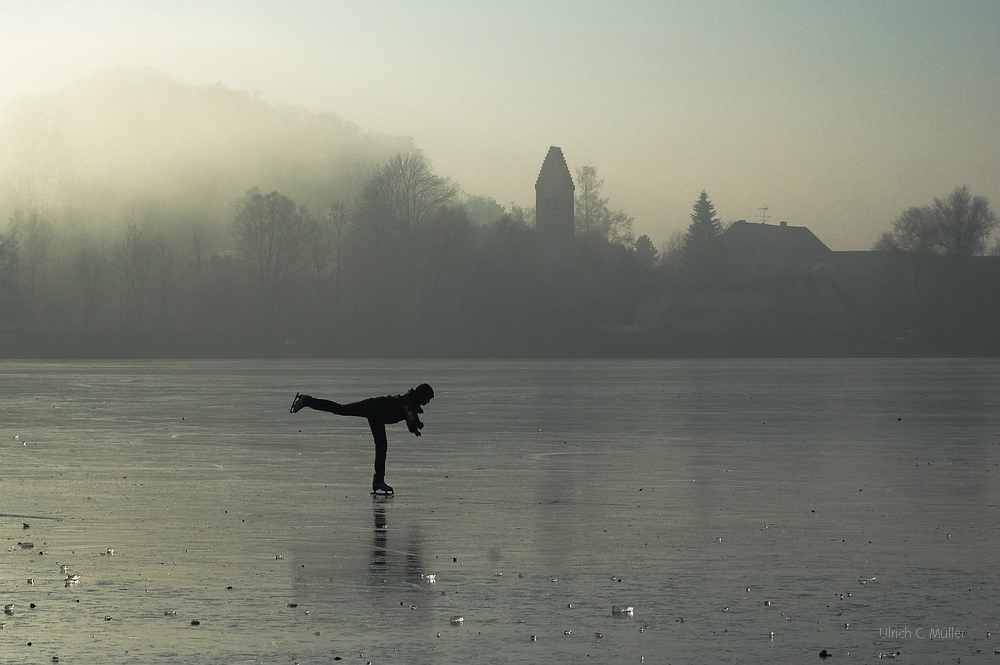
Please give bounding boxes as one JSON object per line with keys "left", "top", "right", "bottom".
{"left": 2, "top": 1, "right": 998, "bottom": 250}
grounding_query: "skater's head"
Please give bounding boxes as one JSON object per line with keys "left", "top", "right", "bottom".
{"left": 412, "top": 383, "right": 434, "bottom": 405}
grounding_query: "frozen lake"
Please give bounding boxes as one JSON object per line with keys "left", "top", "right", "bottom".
{"left": 1, "top": 359, "right": 998, "bottom": 664}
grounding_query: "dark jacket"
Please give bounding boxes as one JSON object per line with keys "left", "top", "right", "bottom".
{"left": 365, "top": 390, "right": 425, "bottom": 435}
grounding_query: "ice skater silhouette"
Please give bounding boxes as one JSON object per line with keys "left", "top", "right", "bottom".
{"left": 289, "top": 384, "right": 434, "bottom": 494}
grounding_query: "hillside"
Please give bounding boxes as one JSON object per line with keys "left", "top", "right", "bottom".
{"left": 0, "top": 68, "right": 412, "bottom": 233}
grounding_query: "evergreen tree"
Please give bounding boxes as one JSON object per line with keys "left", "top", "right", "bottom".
{"left": 682, "top": 191, "right": 726, "bottom": 284}
{"left": 683, "top": 191, "right": 721, "bottom": 256}
{"left": 634, "top": 234, "right": 659, "bottom": 269}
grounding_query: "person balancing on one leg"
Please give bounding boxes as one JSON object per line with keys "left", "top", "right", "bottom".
{"left": 289, "top": 384, "right": 434, "bottom": 494}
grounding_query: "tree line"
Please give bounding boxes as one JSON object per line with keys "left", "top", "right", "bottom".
{"left": 652, "top": 185, "right": 1000, "bottom": 356}
{"left": 1, "top": 145, "right": 996, "bottom": 357}
{"left": 0, "top": 153, "right": 660, "bottom": 357}
{"left": 869, "top": 185, "right": 1000, "bottom": 353}
{"left": 4, "top": 72, "right": 997, "bottom": 357}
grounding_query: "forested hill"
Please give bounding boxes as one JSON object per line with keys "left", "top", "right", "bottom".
{"left": 0, "top": 67, "right": 412, "bottom": 233}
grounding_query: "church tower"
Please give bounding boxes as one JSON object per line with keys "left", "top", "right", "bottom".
{"left": 534, "top": 146, "right": 575, "bottom": 249}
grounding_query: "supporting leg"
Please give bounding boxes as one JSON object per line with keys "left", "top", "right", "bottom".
{"left": 369, "top": 419, "right": 388, "bottom": 480}
{"left": 293, "top": 395, "right": 395, "bottom": 492}
{"left": 369, "top": 419, "right": 392, "bottom": 493}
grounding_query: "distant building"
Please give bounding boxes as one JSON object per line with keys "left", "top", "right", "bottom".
{"left": 721, "top": 220, "right": 832, "bottom": 290}
{"left": 534, "top": 146, "right": 575, "bottom": 251}
{"left": 635, "top": 219, "right": 856, "bottom": 337}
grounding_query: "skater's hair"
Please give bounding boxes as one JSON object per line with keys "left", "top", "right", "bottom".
{"left": 413, "top": 383, "right": 434, "bottom": 403}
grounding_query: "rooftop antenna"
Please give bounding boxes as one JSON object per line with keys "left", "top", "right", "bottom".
{"left": 758, "top": 207, "right": 770, "bottom": 224}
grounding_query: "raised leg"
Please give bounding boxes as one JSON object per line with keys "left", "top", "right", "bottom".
{"left": 301, "top": 396, "right": 382, "bottom": 418}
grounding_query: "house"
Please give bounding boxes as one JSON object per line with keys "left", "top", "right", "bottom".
{"left": 721, "top": 220, "right": 832, "bottom": 290}
{"left": 635, "top": 220, "right": 855, "bottom": 337}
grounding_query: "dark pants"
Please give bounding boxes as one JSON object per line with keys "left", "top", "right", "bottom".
{"left": 307, "top": 397, "right": 397, "bottom": 481}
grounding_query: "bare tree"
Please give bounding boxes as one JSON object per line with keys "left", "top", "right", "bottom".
{"left": 348, "top": 154, "right": 455, "bottom": 338}
{"left": 304, "top": 209, "right": 331, "bottom": 282}
{"left": 298, "top": 206, "right": 332, "bottom": 330}
{"left": 186, "top": 222, "right": 220, "bottom": 334}
{"left": 876, "top": 186, "right": 997, "bottom": 258}
{"left": 113, "top": 222, "right": 152, "bottom": 331}
{"left": 875, "top": 186, "right": 998, "bottom": 334}
{"left": 0, "top": 227, "right": 21, "bottom": 331}
{"left": 874, "top": 205, "right": 938, "bottom": 302}
{"left": 232, "top": 187, "right": 308, "bottom": 345}
{"left": 659, "top": 229, "right": 686, "bottom": 274}
{"left": 151, "top": 233, "right": 179, "bottom": 332}
{"left": 73, "top": 243, "right": 106, "bottom": 333}
{"left": 607, "top": 209, "right": 635, "bottom": 247}
{"left": 358, "top": 152, "right": 457, "bottom": 232}
{"left": 6, "top": 210, "right": 54, "bottom": 327}
{"left": 930, "top": 186, "right": 998, "bottom": 259}
{"left": 18, "top": 212, "right": 55, "bottom": 306}
{"left": 326, "top": 202, "right": 350, "bottom": 317}
{"left": 574, "top": 164, "right": 634, "bottom": 246}
{"left": 575, "top": 165, "right": 609, "bottom": 236}
{"left": 189, "top": 223, "right": 207, "bottom": 283}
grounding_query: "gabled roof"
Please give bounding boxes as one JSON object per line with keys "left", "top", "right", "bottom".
{"left": 722, "top": 220, "right": 831, "bottom": 261}
{"left": 535, "top": 146, "right": 574, "bottom": 191}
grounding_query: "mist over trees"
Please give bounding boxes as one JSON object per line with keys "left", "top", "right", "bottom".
{"left": 1, "top": 70, "right": 999, "bottom": 358}
{"left": 232, "top": 188, "right": 310, "bottom": 346}
{"left": 0, "top": 72, "right": 660, "bottom": 357}
{"left": 0, "top": 68, "right": 412, "bottom": 235}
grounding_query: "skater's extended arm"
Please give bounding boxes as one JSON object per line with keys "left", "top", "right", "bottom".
{"left": 387, "top": 384, "right": 431, "bottom": 437}
{"left": 402, "top": 404, "right": 424, "bottom": 436}
{"left": 399, "top": 390, "right": 426, "bottom": 436}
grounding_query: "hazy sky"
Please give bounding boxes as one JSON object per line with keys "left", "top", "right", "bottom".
{"left": 3, "top": 1, "right": 998, "bottom": 250}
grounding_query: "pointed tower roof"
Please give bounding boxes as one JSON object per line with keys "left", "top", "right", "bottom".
{"left": 535, "top": 146, "right": 574, "bottom": 191}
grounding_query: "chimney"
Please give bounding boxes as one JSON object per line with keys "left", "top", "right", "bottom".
{"left": 779, "top": 221, "right": 787, "bottom": 227}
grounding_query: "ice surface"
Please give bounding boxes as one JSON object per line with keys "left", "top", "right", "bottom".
{"left": 0, "top": 358, "right": 997, "bottom": 663}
